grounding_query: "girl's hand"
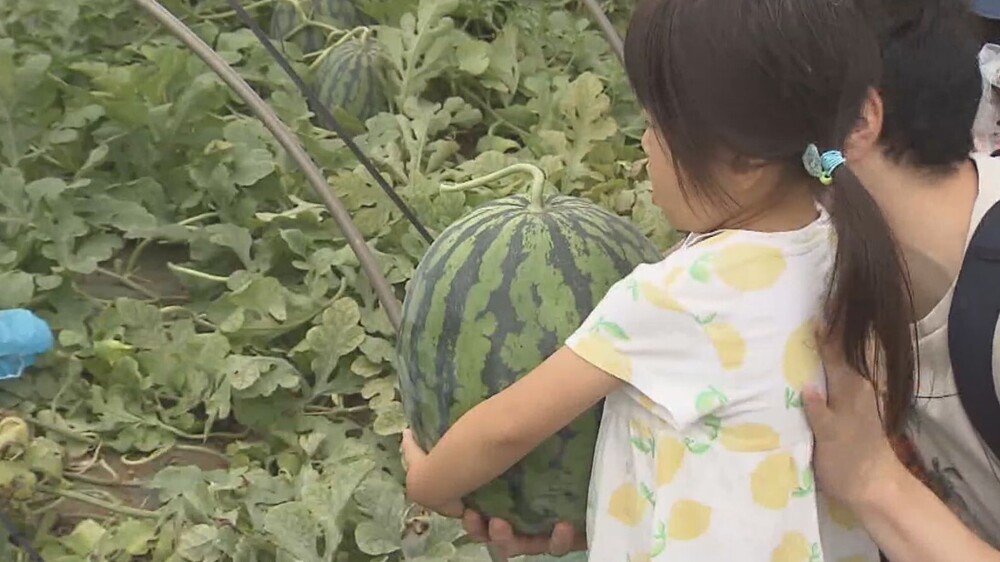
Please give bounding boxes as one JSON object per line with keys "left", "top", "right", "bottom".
{"left": 401, "top": 429, "right": 465, "bottom": 518}
{"left": 803, "top": 325, "right": 903, "bottom": 509}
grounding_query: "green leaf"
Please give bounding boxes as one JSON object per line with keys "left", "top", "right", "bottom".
{"left": 457, "top": 38, "right": 490, "bottom": 75}
{"left": 264, "top": 502, "right": 323, "bottom": 562}
{"left": 112, "top": 519, "right": 157, "bottom": 556}
{"left": 177, "top": 524, "right": 221, "bottom": 562}
{"left": 61, "top": 519, "right": 106, "bottom": 556}
{"left": 379, "top": 0, "right": 463, "bottom": 102}
{"left": 354, "top": 472, "right": 407, "bottom": 555}
{"left": 0, "top": 271, "right": 33, "bottom": 307}
{"left": 372, "top": 400, "right": 406, "bottom": 436}
{"left": 206, "top": 223, "right": 254, "bottom": 268}
{"left": 24, "top": 436, "right": 63, "bottom": 480}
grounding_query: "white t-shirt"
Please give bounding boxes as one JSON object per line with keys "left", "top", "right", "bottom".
{"left": 907, "top": 151, "right": 1000, "bottom": 546}
{"left": 565, "top": 206, "right": 879, "bottom": 562}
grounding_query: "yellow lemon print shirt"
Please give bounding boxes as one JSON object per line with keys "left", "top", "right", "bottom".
{"left": 566, "top": 206, "right": 879, "bottom": 562}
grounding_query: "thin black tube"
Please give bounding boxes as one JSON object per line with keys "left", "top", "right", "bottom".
{"left": 226, "top": 0, "right": 435, "bottom": 244}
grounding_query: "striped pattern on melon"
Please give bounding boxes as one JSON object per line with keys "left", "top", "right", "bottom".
{"left": 397, "top": 193, "right": 662, "bottom": 534}
{"left": 268, "top": 0, "right": 372, "bottom": 55}
{"left": 313, "top": 34, "right": 387, "bottom": 125}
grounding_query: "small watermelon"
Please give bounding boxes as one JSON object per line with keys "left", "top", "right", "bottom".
{"left": 313, "top": 32, "right": 388, "bottom": 128}
{"left": 268, "top": 0, "right": 373, "bottom": 55}
{"left": 397, "top": 166, "right": 662, "bottom": 534}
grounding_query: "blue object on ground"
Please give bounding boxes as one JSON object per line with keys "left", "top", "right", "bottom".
{"left": 0, "top": 309, "right": 54, "bottom": 380}
{"left": 974, "top": 0, "right": 1000, "bottom": 19}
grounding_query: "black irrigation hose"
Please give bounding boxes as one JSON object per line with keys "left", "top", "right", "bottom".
{"left": 225, "top": 0, "right": 435, "bottom": 244}
{"left": 0, "top": 508, "right": 45, "bottom": 562}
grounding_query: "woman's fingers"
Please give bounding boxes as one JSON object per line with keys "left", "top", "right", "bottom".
{"left": 489, "top": 517, "right": 562, "bottom": 557}
{"left": 548, "top": 521, "right": 578, "bottom": 556}
{"left": 802, "top": 383, "right": 834, "bottom": 436}
{"left": 462, "top": 513, "right": 582, "bottom": 557}
{"left": 462, "top": 510, "right": 490, "bottom": 543}
{"left": 814, "top": 317, "right": 869, "bottom": 416}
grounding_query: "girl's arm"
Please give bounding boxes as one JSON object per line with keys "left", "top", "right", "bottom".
{"left": 806, "top": 330, "right": 1000, "bottom": 562}
{"left": 405, "top": 346, "right": 623, "bottom": 514}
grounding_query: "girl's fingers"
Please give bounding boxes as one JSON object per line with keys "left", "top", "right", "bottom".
{"left": 400, "top": 429, "right": 426, "bottom": 465}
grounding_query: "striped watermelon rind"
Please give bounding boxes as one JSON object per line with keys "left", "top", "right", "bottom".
{"left": 268, "top": 0, "right": 373, "bottom": 55}
{"left": 312, "top": 32, "right": 388, "bottom": 128}
{"left": 397, "top": 174, "right": 662, "bottom": 534}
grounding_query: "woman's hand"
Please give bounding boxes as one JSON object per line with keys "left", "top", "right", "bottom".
{"left": 803, "top": 325, "right": 901, "bottom": 508}
{"left": 401, "top": 429, "right": 464, "bottom": 518}
{"left": 805, "top": 326, "right": 1000, "bottom": 562}
{"left": 461, "top": 512, "right": 585, "bottom": 559}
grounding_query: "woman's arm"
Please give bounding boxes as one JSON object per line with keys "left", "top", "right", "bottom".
{"left": 850, "top": 462, "right": 1000, "bottom": 562}
{"left": 806, "top": 327, "right": 1000, "bottom": 562}
{"left": 404, "top": 347, "right": 623, "bottom": 515}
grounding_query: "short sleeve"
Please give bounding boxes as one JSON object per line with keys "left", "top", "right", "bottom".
{"left": 565, "top": 258, "right": 733, "bottom": 430}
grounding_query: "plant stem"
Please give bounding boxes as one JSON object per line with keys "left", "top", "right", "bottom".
{"left": 175, "top": 443, "right": 231, "bottom": 464}
{"left": 441, "top": 163, "right": 547, "bottom": 210}
{"left": 95, "top": 267, "right": 161, "bottom": 300}
{"left": 120, "top": 446, "right": 172, "bottom": 466}
{"left": 24, "top": 416, "right": 98, "bottom": 445}
{"left": 125, "top": 211, "right": 216, "bottom": 275}
{"left": 304, "top": 404, "right": 369, "bottom": 416}
{"left": 36, "top": 486, "right": 160, "bottom": 519}
{"left": 65, "top": 473, "right": 143, "bottom": 488}
{"left": 457, "top": 85, "right": 533, "bottom": 140}
{"left": 167, "top": 263, "right": 229, "bottom": 283}
{"left": 159, "top": 306, "right": 218, "bottom": 330}
{"left": 196, "top": 0, "right": 273, "bottom": 20}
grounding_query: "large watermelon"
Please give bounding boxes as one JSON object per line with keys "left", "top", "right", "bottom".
{"left": 268, "top": 0, "right": 373, "bottom": 55}
{"left": 312, "top": 32, "right": 387, "bottom": 128}
{"left": 397, "top": 165, "right": 662, "bottom": 534}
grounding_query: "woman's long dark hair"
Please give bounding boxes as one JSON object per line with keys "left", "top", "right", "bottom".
{"left": 624, "top": 0, "right": 916, "bottom": 433}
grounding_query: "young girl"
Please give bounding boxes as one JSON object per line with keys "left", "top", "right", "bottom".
{"left": 402, "top": 0, "right": 917, "bottom": 560}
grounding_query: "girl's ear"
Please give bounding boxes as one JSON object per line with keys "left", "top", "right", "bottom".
{"left": 844, "top": 87, "right": 885, "bottom": 160}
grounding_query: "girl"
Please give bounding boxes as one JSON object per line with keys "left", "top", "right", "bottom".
{"left": 403, "top": 0, "right": 917, "bottom": 560}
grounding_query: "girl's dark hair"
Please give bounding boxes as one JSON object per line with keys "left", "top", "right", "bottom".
{"left": 624, "top": 0, "right": 916, "bottom": 433}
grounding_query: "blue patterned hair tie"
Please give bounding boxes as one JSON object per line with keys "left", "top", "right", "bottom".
{"left": 802, "top": 143, "right": 846, "bottom": 186}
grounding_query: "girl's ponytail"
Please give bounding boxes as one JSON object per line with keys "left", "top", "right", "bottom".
{"left": 816, "top": 147, "right": 916, "bottom": 435}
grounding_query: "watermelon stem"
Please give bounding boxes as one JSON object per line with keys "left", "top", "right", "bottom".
{"left": 194, "top": 0, "right": 272, "bottom": 21}
{"left": 305, "top": 25, "right": 371, "bottom": 67}
{"left": 125, "top": 211, "right": 217, "bottom": 277}
{"left": 440, "top": 163, "right": 547, "bottom": 210}
{"left": 166, "top": 262, "right": 229, "bottom": 283}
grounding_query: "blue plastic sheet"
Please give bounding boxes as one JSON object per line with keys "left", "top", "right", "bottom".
{"left": 0, "top": 309, "right": 54, "bottom": 381}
